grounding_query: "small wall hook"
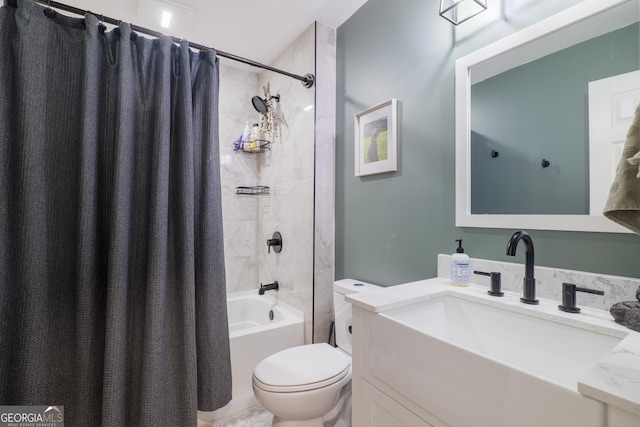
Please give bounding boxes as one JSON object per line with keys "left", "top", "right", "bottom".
{"left": 491, "top": 150, "right": 499, "bottom": 158}
{"left": 541, "top": 159, "right": 550, "bottom": 168}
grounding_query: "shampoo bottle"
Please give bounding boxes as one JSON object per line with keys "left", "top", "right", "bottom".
{"left": 451, "top": 239, "right": 470, "bottom": 287}
{"left": 241, "top": 121, "right": 251, "bottom": 151}
{"left": 249, "top": 123, "right": 260, "bottom": 152}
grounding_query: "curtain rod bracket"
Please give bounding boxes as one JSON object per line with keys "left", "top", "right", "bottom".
{"left": 302, "top": 73, "right": 315, "bottom": 88}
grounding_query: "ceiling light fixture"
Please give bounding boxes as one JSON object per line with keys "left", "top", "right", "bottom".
{"left": 158, "top": 0, "right": 195, "bottom": 15}
{"left": 439, "top": 0, "right": 487, "bottom": 25}
{"left": 160, "top": 10, "right": 172, "bottom": 28}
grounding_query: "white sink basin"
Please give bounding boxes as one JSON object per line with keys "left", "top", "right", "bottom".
{"left": 367, "top": 290, "right": 624, "bottom": 427}
{"left": 383, "top": 294, "right": 622, "bottom": 389}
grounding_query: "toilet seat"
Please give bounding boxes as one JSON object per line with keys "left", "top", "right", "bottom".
{"left": 253, "top": 365, "right": 350, "bottom": 393}
{"left": 253, "top": 343, "right": 351, "bottom": 393}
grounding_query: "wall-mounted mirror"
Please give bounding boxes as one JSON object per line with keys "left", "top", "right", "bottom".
{"left": 455, "top": 0, "right": 639, "bottom": 233}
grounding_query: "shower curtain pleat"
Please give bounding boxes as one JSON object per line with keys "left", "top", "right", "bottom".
{"left": 0, "top": 0, "right": 232, "bottom": 425}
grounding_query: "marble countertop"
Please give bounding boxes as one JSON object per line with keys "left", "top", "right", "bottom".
{"left": 346, "top": 277, "right": 640, "bottom": 417}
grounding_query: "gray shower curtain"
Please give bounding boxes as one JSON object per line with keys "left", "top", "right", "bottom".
{"left": 0, "top": 0, "right": 232, "bottom": 425}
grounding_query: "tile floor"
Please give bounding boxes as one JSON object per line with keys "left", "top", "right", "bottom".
{"left": 200, "top": 404, "right": 272, "bottom": 427}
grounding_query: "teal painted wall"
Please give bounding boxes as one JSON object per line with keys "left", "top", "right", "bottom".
{"left": 335, "top": 0, "right": 640, "bottom": 286}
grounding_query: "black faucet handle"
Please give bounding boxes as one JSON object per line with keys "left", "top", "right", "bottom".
{"left": 266, "top": 231, "right": 283, "bottom": 254}
{"left": 474, "top": 270, "right": 503, "bottom": 297}
{"left": 575, "top": 286, "right": 605, "bottom": 296}
{"left": 559, "top": 283, "right": 604, "bottom": 313}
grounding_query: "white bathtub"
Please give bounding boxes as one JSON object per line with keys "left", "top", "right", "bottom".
{"left": 198, "top": 290, "right": 304, "bottom": 423}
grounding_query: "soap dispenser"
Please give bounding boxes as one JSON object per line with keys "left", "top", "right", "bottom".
{"left": 451, "top": 239, "right": 470, "bottom": 287}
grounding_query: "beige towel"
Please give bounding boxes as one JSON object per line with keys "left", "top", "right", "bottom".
{"left": 603, "top": 104, "right": 640, "bottom": 234}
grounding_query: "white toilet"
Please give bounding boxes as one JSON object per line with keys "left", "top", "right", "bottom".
{"left": 252, "top": 279, "right": 381, "bottom": 427}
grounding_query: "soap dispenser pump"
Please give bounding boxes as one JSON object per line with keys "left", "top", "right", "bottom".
{"left": 451, "top": 239, "right": 470, "bottom": 287}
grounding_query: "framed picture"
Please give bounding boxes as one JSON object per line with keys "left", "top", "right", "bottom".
{"left": 354, "top": 99, "right": 398, "bottom": 176}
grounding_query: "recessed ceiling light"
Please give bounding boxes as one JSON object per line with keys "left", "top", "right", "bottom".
{"left": 161, "top": 10, "right": 172, "bottom": 28}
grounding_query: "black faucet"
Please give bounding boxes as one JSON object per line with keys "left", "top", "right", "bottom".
{"left": 506, "top": 231, "right": 539, "bottom": 305}
{"left": 258, "top": 281, "right": 279, "bottom": 295}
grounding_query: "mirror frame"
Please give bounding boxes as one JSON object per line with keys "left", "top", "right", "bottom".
{"left": 455, "top": 0, "right": 637, "bottom": 233}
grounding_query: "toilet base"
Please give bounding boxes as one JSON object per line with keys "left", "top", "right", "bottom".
{"left": 325, "top": 383, "right": 351, "bottom": 426}
{"left": 269, "top": 383, "right": 351, "bottom": 427}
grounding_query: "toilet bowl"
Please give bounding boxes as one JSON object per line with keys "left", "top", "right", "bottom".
{"left": 252, "top": 279, "right": 382, "bottom": 427}
{"left": 253, "top": 343, "right": 351, "bottom": 427}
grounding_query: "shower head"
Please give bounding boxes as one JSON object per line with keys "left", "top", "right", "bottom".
{"left": 251, "top": 94, "right": 280, "bottom": 114}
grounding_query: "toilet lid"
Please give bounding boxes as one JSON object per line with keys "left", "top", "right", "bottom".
{"left": 253, "top": 343, "right": 351, "bottom": 392}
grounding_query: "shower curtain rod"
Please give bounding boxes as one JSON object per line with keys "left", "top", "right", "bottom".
{"left": 6, "top": 0, "right": 316, "bottom": 88}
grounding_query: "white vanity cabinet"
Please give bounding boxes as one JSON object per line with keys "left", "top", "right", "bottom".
{"left": 361, "top": 380, "right": 434, "bottom": 427}
{"left": 352, "top": 306, "right": 451, "bottom": 427}
{"left": 351, "top": 297, "right": 639, "bottom": 427}
{"left": 349, "top": 276, "right": 640, "bottom": 427}
{"left": 607, "top": 406, "right": 640, "bottom": 427}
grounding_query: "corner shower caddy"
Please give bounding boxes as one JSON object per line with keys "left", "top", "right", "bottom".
{"left": 233, "top": 139, "right": 271, "bottom": 196}
{"left": 233, "top": 137, "right": 271, "bottom": 196}
{"left": 233, "top": 139, "right": 271, "bottom": 154}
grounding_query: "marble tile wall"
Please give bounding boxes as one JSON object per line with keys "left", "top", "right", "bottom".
{"left": 257, "top": 24, "right": 316, "bottom": 343}
{"left": 218, "top": 63, "right": 261, "bottom": 293}
{"left": 218, "top": 23, "right": 336, "bottom": 345}
{"left": 437, "top": 254, "right": 640, "bottom": 311}
{"left": 313, "top": 22, "right": 338, "bottom": 345}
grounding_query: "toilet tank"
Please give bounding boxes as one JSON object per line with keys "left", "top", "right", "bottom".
{"left": 333, "top": 279, "right": 382, "bottom": 355}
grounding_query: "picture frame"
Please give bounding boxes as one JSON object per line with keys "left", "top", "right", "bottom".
{"left": 354, "top": 99, "right": 398, "bottom": 176}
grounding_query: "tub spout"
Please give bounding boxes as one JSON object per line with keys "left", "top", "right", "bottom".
{"left": 258, "top": 281, "right": 279, "bottom": 295}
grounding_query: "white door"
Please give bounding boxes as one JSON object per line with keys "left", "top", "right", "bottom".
{"left": 588, "top": 70, "right": 640, "bottom": 215}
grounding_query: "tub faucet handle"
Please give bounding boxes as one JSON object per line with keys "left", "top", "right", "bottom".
{"left": 267, "top": 231, "right": 282, "bottom": 254}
